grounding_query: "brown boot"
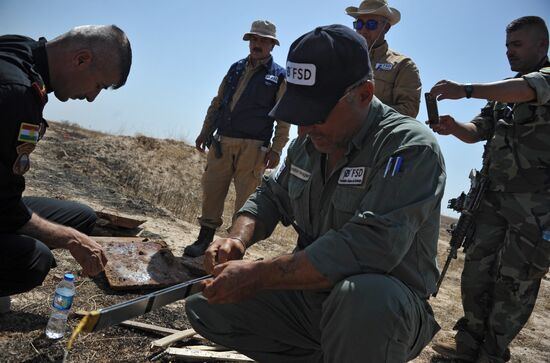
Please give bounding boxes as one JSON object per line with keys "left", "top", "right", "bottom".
{"left": 432, "top": 335, "right": 477, "bottom": 362}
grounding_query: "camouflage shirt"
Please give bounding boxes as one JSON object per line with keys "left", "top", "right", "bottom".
{"left": 472, "top": 63, "right": 550, "bottom": 193}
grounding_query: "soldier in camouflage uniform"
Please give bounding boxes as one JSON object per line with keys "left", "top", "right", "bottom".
{"left": 427, "top": 16, "right": 550, "bottom": 363}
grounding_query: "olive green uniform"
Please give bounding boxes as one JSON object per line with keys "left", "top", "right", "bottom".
{"left": 186, "top": 98, "right": 446, "bottom": 362}
{"left": 454, "top": 66, "right": 550, "bottom": 362}
{"left": 370, "top": 41, "right": 421, "bottom": 117}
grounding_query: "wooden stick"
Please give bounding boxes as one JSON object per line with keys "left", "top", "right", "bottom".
{"left": 118, "top": 320, "right": 181, "bottom": 335}
{"left": 150, "top": 328, "right": 198, "bottom": 349}
{"left": 165, "top": 347, "right": 255, "bottom": 362}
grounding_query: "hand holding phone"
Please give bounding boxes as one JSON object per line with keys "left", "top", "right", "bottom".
{"left": 425, "top": 93, "right": 439, "bottom": 124}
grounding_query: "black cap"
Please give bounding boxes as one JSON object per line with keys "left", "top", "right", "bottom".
{"left": 270, "top": 24, "right": 372, "bottom": 126}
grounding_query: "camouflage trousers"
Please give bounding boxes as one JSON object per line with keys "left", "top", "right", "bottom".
{"left": 455, "top": 190, "right": 550, "bottom": 362}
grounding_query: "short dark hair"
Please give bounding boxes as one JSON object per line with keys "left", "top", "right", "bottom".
{"left": 108, "top": 25, "right": 132, "bottom": 89}
{"left": 506, "top": 16, "right": 549, "bottom": 41}
{"left": 55, "top": 25, "right": 132, "bottom": 89}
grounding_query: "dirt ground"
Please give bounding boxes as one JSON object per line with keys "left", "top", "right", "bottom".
{"left": 0, "top": 121, "right": 548, "bottom": 362}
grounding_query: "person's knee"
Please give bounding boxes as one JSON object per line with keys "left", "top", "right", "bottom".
{"left": 27, "top": 242, "right": 55, "bottom": 288}
{"left": 321, "top": 274, "right": 416, "bottom": 362}
{"left": 185, "top": 293, "right": 213, "bottom": 332}
{"left": 325, "top": 274, "right": 405, "bottom": 326}
{"left": 5, "top": 241, "right": 54, "bottom": 295}
{"left": 75, "top": 203, "right": 97, "bottom": 235}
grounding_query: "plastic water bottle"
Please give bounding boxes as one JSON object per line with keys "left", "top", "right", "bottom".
{"left": 45, "top": 273, "right": 75, "bottom": 339}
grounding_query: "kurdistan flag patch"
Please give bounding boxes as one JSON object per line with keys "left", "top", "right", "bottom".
{"left": 17, "top": 122, "right": 40, "bottom": 143}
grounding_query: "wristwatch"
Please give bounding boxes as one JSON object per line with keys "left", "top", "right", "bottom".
{"left": 464, "top": 84, "right": 473, "bottom": 99}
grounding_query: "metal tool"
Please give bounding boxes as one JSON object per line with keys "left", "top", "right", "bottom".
{"left": 67, "top": 274, "right": 211, "bottom": 350}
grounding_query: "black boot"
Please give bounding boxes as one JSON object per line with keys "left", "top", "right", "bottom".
{"left": 184, "top": 226, "right": 215, "bottom": 257}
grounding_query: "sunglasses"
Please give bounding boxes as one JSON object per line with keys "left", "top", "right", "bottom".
{"left": 353, "top": 19, "right": 386, "bottom": 31}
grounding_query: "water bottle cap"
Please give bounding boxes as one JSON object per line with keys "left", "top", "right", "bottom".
{"left": 64, "top": 273, "right": 75, "bottom": 281}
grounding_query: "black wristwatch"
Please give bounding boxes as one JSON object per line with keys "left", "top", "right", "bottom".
{"left": 464, "top": 84, "right": 473, "bottom": 99}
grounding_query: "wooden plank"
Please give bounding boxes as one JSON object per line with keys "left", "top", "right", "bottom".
{"left": 150, "top": 328, "right": 198, "bottom": 349}
{"left": 119, "top": 320, "right": 181, "bottom": 335}
{"left": 184, "top": 344, "right": 229, "bottom": 351}
{"left": 165, "top": 347, "right": 255, "bottom": 362}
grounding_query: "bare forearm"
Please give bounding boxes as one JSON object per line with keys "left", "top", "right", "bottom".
{"left": 259, "top": 251, "right": 333, "bottom": 290}
{"left": 470, "top": 79, "right": 536, "bottom": 103}
{"left": 228, "top": 213, "right": 261, "bottom": 247}
{"left": 17, "top": 213, "right": 77, "bottom": 249}
{"left": 450, "top": 122, "right": 481, "bottom": 144}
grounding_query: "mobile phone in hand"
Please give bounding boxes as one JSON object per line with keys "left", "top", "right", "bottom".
{"left": 425, "top": 93, "right": 439, "bottom": 124}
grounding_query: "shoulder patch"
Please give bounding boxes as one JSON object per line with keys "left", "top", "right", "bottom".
{"left": 540, "top": 67, "right": 550, "bottom": 74}
{"left": 17, "top": 122, "right": 40, "bottom": 144}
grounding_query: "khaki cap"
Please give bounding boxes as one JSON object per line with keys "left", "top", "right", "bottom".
{"left": 345, "top": 0, "right": 401, "bottom": 26}
{"left": 243, "top": 20, "right": 280, "bottom": 46}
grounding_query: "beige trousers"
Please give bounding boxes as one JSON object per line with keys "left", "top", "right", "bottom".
{"left": 199, "top": 136, "right": 266, "bottom": 229}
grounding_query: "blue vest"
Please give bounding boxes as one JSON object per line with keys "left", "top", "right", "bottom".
{"left": 215, "top": 57, "right": 285, "bottom": 144}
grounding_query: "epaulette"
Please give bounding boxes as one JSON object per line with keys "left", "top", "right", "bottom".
{"left": 31, "top": 79, "right": 47, "bottom": 108}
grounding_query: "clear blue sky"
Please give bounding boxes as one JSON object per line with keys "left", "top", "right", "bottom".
{"left": 2, "top": 0, "right": 549, "bottom": 217}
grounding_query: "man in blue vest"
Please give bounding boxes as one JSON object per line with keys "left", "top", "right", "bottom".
{"left": 185, "top": 20, "right": 289, "bottom": 257}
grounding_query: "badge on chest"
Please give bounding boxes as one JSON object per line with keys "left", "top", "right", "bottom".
{"left": 338, "top": 167, "right": 366, "bottom": 185}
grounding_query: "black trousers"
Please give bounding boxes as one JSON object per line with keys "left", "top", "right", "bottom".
{"left": 0, "top": 197, "right": 96, "bottom": 296}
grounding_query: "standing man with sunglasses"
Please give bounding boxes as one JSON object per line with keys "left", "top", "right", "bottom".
{"left": 346, "top": 0, "right": 422, "bottom": 118}
{"left": 185, "top": 24, "right": 445, "bottom": 362}
{"left": 185, "top": 20, "right": 289, "bottom": 257}
{"left": 428, "top": 16, "right": 550, "bottom": 363}
{"left": 0, "top": 25, "right": 132, "bottom": 313}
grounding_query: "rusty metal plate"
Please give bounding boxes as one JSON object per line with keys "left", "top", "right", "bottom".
{"left": 100, "top": 239, "right": 194, "bottom": 290}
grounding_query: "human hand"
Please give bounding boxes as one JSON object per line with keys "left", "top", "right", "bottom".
{"left": 195, "top": 134, "right": 208, "bottom": 152}
{"left": 201, "top": 260, "right": 263, "bottom": 304}
{"left": 204, "top": 237, "right": 246, "bottom": 274}
{"left": 425, "top": 115, "right": 458, "bottom": 135}
{"left": 264, "top": 150, "right": 280, "bottom": 169}
{"left": 430, "top": 80, "right": 466, "bottom": 101}
{"left": 66, "top": 231, "right": 108, "bottom": 277}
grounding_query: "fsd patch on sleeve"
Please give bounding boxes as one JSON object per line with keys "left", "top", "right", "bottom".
{"left": 17, "top": 123, "right": 40, "bottom": 144}
{"left": 338, "top": 167, "right": 366, "bottom": 185}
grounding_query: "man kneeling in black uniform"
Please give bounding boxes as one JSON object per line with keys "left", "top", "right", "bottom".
{"left": 0, "top": 25, "right": 132, "bottom": 312}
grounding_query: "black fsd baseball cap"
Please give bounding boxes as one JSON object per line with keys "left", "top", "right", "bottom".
{"left": 269, "top": 24, "right": 373, "bottom": 126}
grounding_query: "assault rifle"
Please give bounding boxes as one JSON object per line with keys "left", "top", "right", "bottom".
{"left": 432, "top": 168, "right": 489, "bottom": 297}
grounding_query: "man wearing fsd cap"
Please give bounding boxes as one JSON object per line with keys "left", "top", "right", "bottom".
{"left": 185, "top": 20, "right": 290, "bottom": 257}
{"left": 346, "top": 0, "right": 422, "bottom": 117}
{"left": 185, "top": 24, "right": 446, "bottom": 362}
{"left": 0, "top": 25, "right": 132, "bottom": 313}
